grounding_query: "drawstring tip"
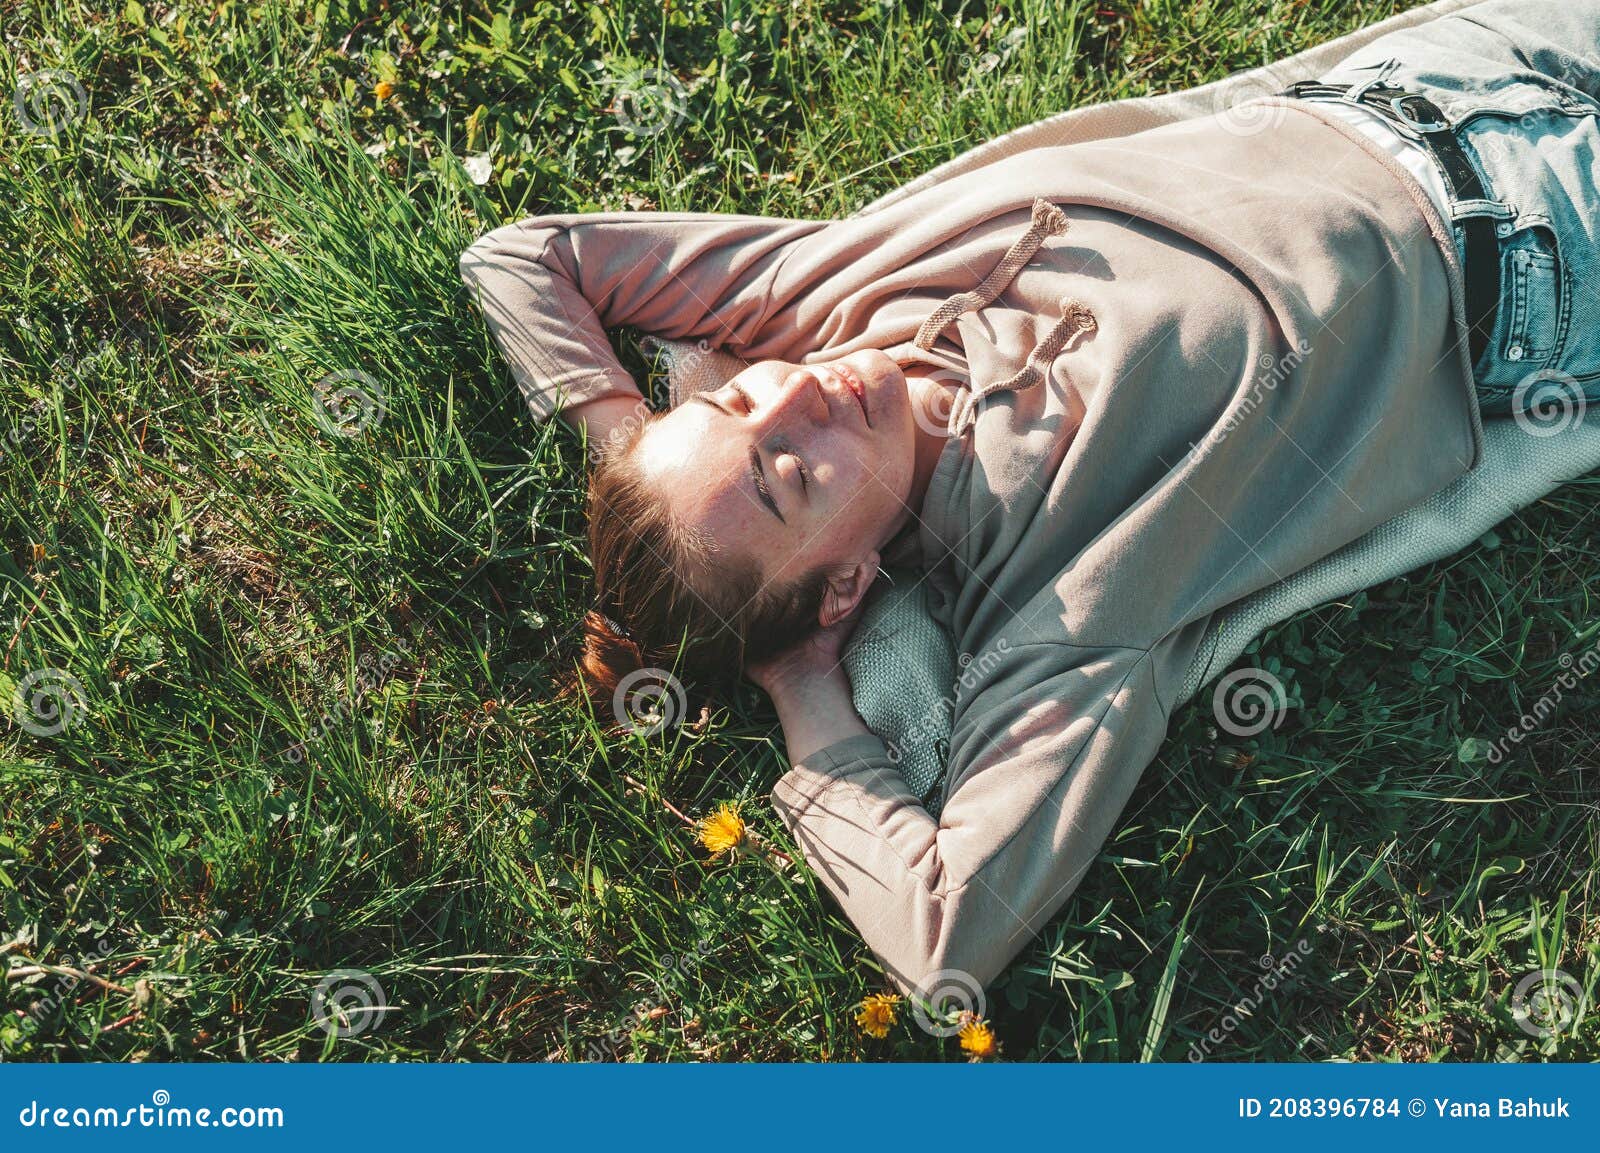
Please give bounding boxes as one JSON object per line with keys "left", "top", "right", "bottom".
{"left": 1032, "top": 198, "right": 1070, "bottom": 237}
{"left": 1059, "top": 296, "right": 1097, "bottom": 336}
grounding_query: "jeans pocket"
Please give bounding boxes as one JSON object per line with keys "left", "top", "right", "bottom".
{"left": 1473, "top": 219, "right": 1569, "bottom": 393}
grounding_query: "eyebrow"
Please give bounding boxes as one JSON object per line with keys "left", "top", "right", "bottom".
{"left": 690, "top": 394, "right": 784, "bottom": 522}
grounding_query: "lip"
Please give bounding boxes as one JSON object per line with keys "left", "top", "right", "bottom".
{"left": 827, "top": 364, "right": 870, "bottom": 427}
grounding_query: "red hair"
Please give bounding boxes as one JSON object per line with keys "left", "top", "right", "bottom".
{"left": 566, "top": 412, "right": 830, "bottom": 713}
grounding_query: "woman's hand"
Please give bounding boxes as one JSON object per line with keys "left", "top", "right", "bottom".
{"left": 747, "top": 607, "right": 873, "bottom": 764}
{"left": 745, "top": 603, "right": 864, "bottom": 695}
{"left": 748, "top": 617, "right": 851, "bottom": 687}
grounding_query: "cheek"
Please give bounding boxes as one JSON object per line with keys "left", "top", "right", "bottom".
{"left": 824, "top": 463, "right": 902, "bottom": 540}
{"left": 863, "top": 421, "right": 915, "bottom": 506}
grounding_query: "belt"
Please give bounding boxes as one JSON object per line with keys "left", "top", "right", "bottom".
{"left": 1277, "top": 79, "right": 1499, "bottom": 369}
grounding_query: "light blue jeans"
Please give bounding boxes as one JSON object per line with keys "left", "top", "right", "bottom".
{"left": 1311, "top": 0, "right": 1600, "bottom": 417}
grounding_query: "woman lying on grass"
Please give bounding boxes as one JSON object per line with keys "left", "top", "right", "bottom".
{"left": 460, "top": 0, "right": 1600, "bottom": 998}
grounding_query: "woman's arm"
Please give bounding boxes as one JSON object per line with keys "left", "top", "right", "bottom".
{"left": 766, "top": 635, "right": 1168, "bottom": 999}
{"left": 457, "top": 210, "right": 824, "bottom": 427}
{"left": 563, "top": 393, "right": 653, "bottom": 451}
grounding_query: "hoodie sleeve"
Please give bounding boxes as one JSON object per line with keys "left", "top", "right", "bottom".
{"left": 457, "top": 210, "right": 824, "bottom": 422}
{"left": 769, "top": 639, "right": 1165, "bottom": 997}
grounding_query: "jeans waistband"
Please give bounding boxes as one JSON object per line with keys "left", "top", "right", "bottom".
{"left": 1278, "top": 77, "right": 1500, "bottom": 370}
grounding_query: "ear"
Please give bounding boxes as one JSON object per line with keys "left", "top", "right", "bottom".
{"left": 817, "top": 549, "right": 881, "bottom": 629}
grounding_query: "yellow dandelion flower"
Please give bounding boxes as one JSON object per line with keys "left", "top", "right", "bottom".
{"left": 699, "top": 803, "right": 746, "bottom": 857}
{"left": 855, "top": 992, "right": 901, "bottom": 1039}
{"left": 374, "top": 80, "right": 397, "bottom": 101}
{"left": 958, "top": 1016, "right": 999, "bottom": 1060}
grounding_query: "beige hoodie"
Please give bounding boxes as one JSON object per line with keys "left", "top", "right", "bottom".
{"left": 459, "top": 96, "right": 1484, "bottom": 996}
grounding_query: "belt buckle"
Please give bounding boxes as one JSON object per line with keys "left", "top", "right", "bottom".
{"left": 1389, "top": 93, "right": 1449, "bottom": 133}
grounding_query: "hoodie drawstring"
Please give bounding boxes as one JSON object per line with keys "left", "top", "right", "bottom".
{"left": 913, "top": 198, "right": 1072, "bottom": 352}
{"left": 943, "top": 295, "right": 1096, "bottom": 436}
{"left": 911, "top": 197, "right": 1097, "bottom": 437}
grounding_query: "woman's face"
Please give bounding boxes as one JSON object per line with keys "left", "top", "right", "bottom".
{"left": 630, "top": 349, "right": 917, "bottom": 606}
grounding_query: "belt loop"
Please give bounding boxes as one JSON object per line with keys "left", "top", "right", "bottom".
{"left": 1450, "top": 198, "right": 1517, "bottom": 222}
{"left": 1342, "top": 56, "right": 1399, "bottom": 103}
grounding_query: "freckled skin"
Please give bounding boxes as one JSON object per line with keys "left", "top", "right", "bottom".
{"left": 633, "top": 349, "right": 938, "bottom": 621}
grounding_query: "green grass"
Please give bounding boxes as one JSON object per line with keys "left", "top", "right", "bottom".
{"left": 2, "top": 0, "right": 1596, "bottom": 1061}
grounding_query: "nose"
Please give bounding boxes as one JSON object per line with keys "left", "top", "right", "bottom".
{"left": 760, "top": 365, "right": 831, "bottom": 429}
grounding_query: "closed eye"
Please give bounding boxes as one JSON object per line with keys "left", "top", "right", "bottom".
{"left": 728, "top": 383, "right": 754, "bottom": 413}
{"left": 770, "top": 437, "right": 808, "bottom": 494}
